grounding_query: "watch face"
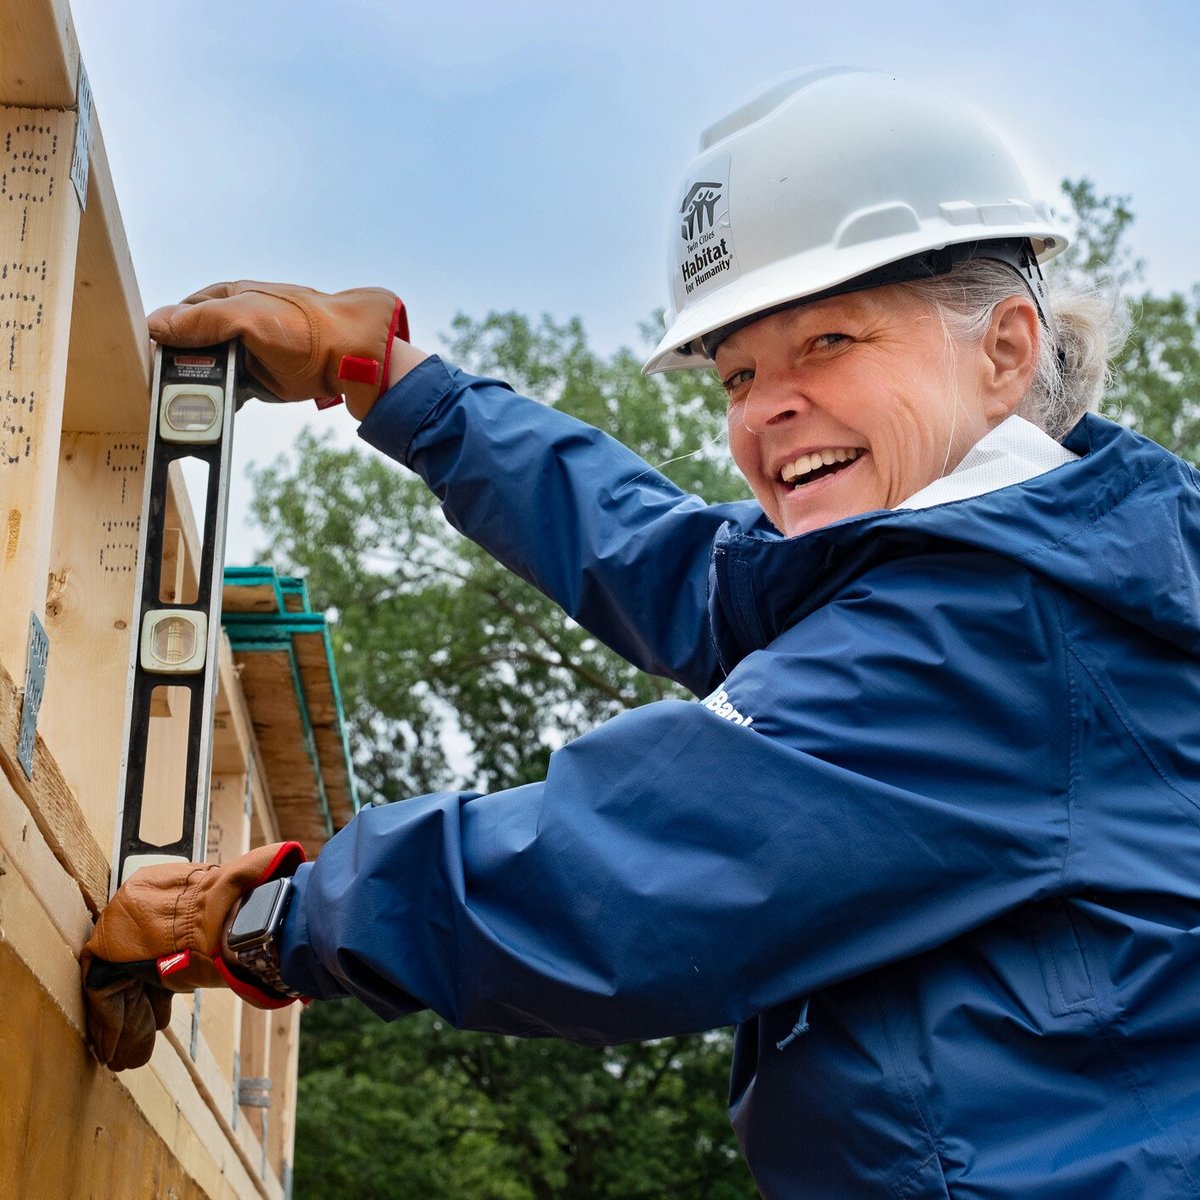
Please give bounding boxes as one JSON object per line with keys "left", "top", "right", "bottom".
{"left": 228, "top": 877, "right": 290, "bottom": 952}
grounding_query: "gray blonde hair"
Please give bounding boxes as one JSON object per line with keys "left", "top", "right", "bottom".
{"left": 902, "top": 259, "right": 1131, "bottom": 440}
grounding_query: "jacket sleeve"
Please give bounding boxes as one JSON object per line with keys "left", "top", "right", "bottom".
{"left": 356, "top": 355, "right": 763, "bottom": 696}
{"left": 279, "top": 554, "right": 1073, "bottom": 1042}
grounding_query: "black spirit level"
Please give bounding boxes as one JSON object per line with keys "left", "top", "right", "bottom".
{"left": 110, "top": 343, "right": 242, "bottom": 894}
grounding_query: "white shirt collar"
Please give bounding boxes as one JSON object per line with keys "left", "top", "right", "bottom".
{"left": 898, "top": 415, "right": 1079, "bottom": 511}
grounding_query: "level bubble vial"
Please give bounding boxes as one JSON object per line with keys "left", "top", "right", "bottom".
{"left": 159, "top": 383, "right": 224, "bottom": 443}
{"left": 139, "top": 609, "right": 208, "bottom": 673}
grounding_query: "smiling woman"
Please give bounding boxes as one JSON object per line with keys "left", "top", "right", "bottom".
{"left": 87, "top": 67, "right": 1200, "bottom": 1200}
{"left": 649, "top": 68, "right": 1128, "bottom": 542}
{"left": 716, "top": 287, "right": 1039, "bottom": 536}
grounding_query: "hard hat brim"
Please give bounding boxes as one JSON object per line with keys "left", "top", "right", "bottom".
{"left": 643, "top": 225, "right": 1066, "bottom": 376}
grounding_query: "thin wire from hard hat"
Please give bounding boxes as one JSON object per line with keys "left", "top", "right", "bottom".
{"left": 697, "top": 238, "right": 1054, "bottom": 361}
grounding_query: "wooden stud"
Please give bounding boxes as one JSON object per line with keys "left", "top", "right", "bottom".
{"left": 0, "top": 106, "right": 83, "bottom": 677}
{"left": 200, "top": 978, "right": 241, "bottom": 1093}
{"left": 207, "top": 770, "right": 251, "bottom": 867}
{"left": 159, "top": 524, "right": 184, "bottom": 603}
{"left": 139, "top": 682, "right": 194, "bottom": 848}
{"left": 0, "top": 0, "right": 79, "bottom": 110}
{"left": 238, "top": 1002, "right": 271, "bottom": 1146}
{"left": 166, "top": 457, "right": 201, "bottom": 603}
{"left": 39, "top": 431, "right": 145, "bottom": 852}
{"left": 267, "top": 1006, "right": 301, "bottom": 1183}
{"left": 202, "top": 770, "right": 251, "bottom": 1089}
{"left": 0, "top": 803, "right": 89, "bottom": 1032}
{"left": 62, "top": 116, "right": 151, "bottom": 435}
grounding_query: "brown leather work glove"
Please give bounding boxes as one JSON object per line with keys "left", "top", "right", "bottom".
{"left": 81, "top": 842, "right": 305, "bottom": 1072}
{"left": 147, "top": 282, "right": 407, "bottom": 419}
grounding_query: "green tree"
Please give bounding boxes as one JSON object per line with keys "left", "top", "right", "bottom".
{"left": 1108, "top": 289, "right": 1200, "bottom": 461}
{"left": 294, "top": 1006, "right": 747, "bottom": 1200}
{"left": 1051, "top": 178, "right": 1142, "bottom": 290}
{"left": 1051, "top": 178, "right": 1200, "bottom": 463}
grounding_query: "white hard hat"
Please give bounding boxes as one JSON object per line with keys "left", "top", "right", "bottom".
{"left": 643, "top": 67, "right": 1069, "bottom": 375}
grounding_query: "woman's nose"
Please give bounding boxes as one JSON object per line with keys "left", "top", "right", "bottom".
{"left": 737, "top": 376, "right": 808, "bottom": 435}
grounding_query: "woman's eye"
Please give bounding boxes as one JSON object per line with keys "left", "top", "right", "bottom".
{"left": 721, "top": 369, "right": 753, "bottom": 396}
{"left": 814, "top": 332, "right": 850, "bottom": 349}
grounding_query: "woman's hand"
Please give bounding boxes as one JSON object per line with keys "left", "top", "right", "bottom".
{"left": 81, "top": 842, "right": 306, "bottom": 1071}
{"left": 147, "top": 281, "right": 420, "bottom": 419}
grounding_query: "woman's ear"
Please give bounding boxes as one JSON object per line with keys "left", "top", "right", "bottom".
{"left": 981, "top": 295, "right": 1040, "bottom": 420}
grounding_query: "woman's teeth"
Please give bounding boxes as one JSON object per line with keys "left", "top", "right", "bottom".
{"left": 780, "top": 447, "right": 860, "bottom": 484}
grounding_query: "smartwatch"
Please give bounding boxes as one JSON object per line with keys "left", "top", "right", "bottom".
{"left": 223, "top": 875, "right": 305, "bottom": 1000}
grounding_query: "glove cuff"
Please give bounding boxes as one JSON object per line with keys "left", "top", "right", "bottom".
{"left": 324, "top": 295, "right": 408, "bottom": 413}
{"left": 378, "top": 296, "right": 409, "bottom": 394}
{"left": 212, "top": 953, "right": 301, "bottom": 1009}
{"left": 214, "top": 840, "right": 309, "bottom": 1007}
{"left": 253, "top": 840, "right": 307, "bottom": 886}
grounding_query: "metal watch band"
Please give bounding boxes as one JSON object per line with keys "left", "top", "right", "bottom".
{"left": 235, "top": 938, "right": 306, "bottom": 1001}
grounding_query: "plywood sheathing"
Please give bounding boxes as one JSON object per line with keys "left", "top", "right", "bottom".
{"left": 223, "top": 571, "right": 358, "bottom": 854}
{"left": 222, "top": 567, "right": 284, "bottom": 615}
{"left": 231, "top": 646, "right": 329, "bottom": 859}
{"left": 222, "top": 581, "right": 281, "bottom": 614}
{"left": 292, "top": 628, "right": 354, "bottom": 827}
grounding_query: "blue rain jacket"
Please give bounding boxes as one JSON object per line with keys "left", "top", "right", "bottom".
{"left": 281, "top": 356, "right": 1200, "bottom": 1198}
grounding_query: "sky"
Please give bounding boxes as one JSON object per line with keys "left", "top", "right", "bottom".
{"left": 69, "top": 0, "right": 1200, "bottom": 563}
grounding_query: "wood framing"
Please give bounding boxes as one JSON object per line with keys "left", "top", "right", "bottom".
{"left": 0, "top": 2, "right": 361, "bottom": 1195}
{"left": 0, "top": 104, "right": 82, "bottom": 672}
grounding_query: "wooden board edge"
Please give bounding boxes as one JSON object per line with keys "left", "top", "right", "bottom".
{"left": 0, "top": 658, "right": 109, "bottom": 912}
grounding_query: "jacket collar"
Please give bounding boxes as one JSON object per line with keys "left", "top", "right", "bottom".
{"left": 898, "top": 415, "right": 1078, "bottom": 511}
{"left": 709, "top": 414, "right": 1200, "bottom": 671}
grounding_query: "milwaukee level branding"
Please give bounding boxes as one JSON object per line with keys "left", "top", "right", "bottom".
{"left": 170, "top": 352, "right": 220, "bottom": 381}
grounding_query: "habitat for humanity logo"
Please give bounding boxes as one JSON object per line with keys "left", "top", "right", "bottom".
{"left": 676, "top": 163, "right": 737, "bottom": 297}
{"left": 680, "top": 182, "right": 722, "bottom": 240}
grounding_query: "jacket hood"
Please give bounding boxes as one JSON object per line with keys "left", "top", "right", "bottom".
{"left": 710, "top": 415, "right": 1200, "bottom": 670}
